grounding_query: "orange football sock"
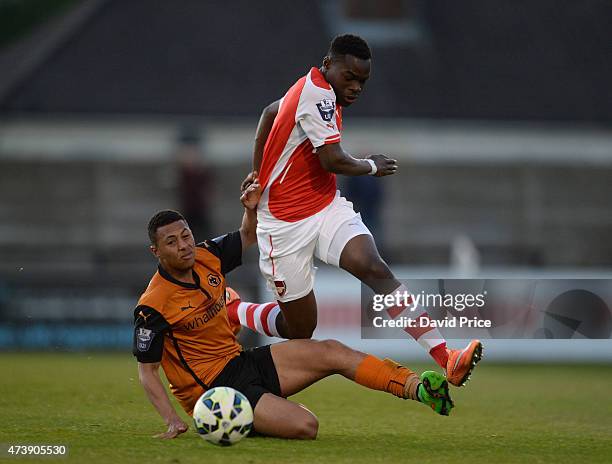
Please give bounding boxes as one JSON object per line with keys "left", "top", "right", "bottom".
{"left": 354, "top": 355, "right": 420, "bottom": 400}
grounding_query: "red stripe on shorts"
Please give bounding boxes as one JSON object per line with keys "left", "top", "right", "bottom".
{"left": 269, "top": 235, "right": 275, "bottom": 276}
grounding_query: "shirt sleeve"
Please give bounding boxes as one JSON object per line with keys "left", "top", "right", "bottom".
{"left": 132, "top": 305, "right": 170, "bottom": 363}
{"left": 200, "top": 230, "right": 243, "bottom": 275}
{"left": 296, "top": 91, "right": 341, "bottom": 148}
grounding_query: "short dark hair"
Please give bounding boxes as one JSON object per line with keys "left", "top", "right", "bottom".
{"left": 148, "top": 210, "right": 185, "bottom": 244}
{"left": 329, "top": 34, "right": 371, "bottom": 60}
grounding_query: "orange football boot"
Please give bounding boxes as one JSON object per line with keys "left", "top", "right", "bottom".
{"left": 445, "top": 340, "right": 483, "bottom": 387}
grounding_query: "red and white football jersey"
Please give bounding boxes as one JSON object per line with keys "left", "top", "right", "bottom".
{"left": 258, "top": 67, "right": 343, "bottom": 223}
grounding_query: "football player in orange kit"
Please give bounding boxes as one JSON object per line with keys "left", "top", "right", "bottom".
{"left": 134, "top": 173, "right": 453, "bottom": 440}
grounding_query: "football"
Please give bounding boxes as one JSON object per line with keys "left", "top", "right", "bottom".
{"left": 192, "top": 387, "right": 254, "bottom": 446}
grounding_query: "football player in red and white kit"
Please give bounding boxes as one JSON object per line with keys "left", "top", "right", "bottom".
{"left": 241, "top": 34, "right": 482, "bottom": 387}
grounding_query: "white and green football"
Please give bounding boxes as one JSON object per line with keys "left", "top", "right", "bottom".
{"left": 192, "top": 387, "right": 253, "bottom": 446}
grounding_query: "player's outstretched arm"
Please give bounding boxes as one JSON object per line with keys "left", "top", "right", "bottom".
{"left": 317, "top": 142, "right": 398, "bottom": 177}
{"left": 253, "top": 99, "right": 280, "bottom": 171}
{"left": 137, "top": 362, "right": 188, "bottom": 439}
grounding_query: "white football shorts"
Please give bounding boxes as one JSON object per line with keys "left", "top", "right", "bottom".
{"left": 257, "top": 191, "right": 372, "bottom": 302}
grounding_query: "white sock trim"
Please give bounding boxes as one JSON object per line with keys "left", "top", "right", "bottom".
{"left": 417, "top": 333, "right": 446, "bottom": 352}
{"left": 386, "top": 284, "right": 413, "bottom": 318}
{"left": 237, "top": 302, "right": 250, "bottom": 326}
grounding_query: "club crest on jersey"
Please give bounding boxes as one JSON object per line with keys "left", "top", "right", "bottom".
{"left": 136, "top": 328, "right": 155, "bottom": 352}
{"left": 316, "top": 99, "right": 335, "bottom": 122}
{"left": 274, "top": 280, "right": 287, "bottom": 297}
{"left": 208, "top": 273, "right": 221, "bottom": 287}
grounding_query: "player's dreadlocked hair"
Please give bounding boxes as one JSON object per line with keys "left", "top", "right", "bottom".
{"left": 148, "top": 210, "right": 186, "bottom": 244}
{"left": 328, "top": 34, "right": 371, "bottom": 60}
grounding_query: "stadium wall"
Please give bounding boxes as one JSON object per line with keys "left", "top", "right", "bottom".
{"left": 1, "top": 117, "right": 611, "bottom": 360}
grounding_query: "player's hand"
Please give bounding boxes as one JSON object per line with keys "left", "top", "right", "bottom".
{"left": 240, "top": 176, "right": 261, "bottom": 210}
{"left": 240, "top": 170, "right": 258, "bottom": 193}
{"left": 368, "top": 154, "right": 398, "bottom": 177}
{"left": 155, "top": 418, "right": 189, "bottom": 439}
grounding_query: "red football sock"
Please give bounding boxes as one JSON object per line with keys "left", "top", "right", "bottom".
{"left": 385, "top": 284, "right": 449, "bottom": 367}
{"left": 232, "top": 301, "right": 282, "bottom": 338}
{"left": 429, "top": 342, "right": 449, "bottom": 369}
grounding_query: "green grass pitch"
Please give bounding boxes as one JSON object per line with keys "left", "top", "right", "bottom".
{"left": 1, "top": 353, "right": 611, "bottom": 463}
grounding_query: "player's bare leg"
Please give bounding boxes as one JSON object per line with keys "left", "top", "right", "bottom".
{"left": 253, "top": 393, "right": 319, "bottom": 439}
{"left": 339, "top": 234, "right": 483, "bottom": 386}
{"left": 271, "top": 339, "right": 365, "bottom": 395}
{"left": 269, "top": 339, "right": 453, "bottom": 415}
{"left": 251, "top": 341, "right": 350, "bottom": 440}
{"left": 274, "top": 291, "right": 318, "bottom": 339}
{"left": 338, "top": 233, "right": 398, "bottom": 292}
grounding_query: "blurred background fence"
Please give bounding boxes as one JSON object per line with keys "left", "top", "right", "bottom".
{"left": 1, "top": 0, "right": 611, "bottom": 358}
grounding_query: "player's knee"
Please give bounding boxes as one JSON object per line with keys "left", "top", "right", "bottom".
{"left": 295, "top": 413, "right": 319, "bottom": 440}
{"left": 318, "top": 339, "right": 351, "bottom": 370}
{"left": 319, "top": 339, "right": 348, "bottom": 355}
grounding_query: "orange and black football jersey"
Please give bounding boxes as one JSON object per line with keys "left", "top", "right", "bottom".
{"left": 132, "top": 231, "right": 243, "bottom": 414}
